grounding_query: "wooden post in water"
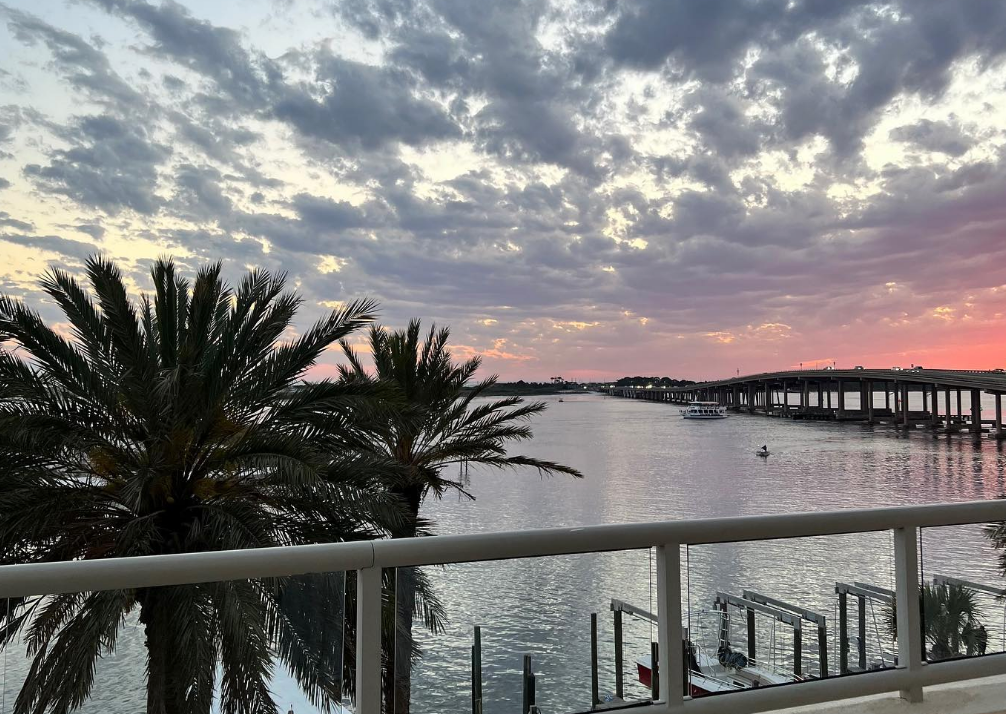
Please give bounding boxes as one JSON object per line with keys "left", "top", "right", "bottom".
{"left": 858, "top": 594, "right": 867, "bottom": 671}
{"left": 522, "top": 654, "right": 535, "bottom": 714}
{"left": 865, "top": 380, "right": 874, "bottom": 423}
{"left": 826, "top": 382, "right": 832, "bottom": 410}
{"left": 957, "top": 389, "right": 963, "bottom": 425}
{"left": 885, "top": 382, "right": 890, "bottom": 412}
{"left": 614, "top": 609, "right": 624, "bottom": 700}
{"left": 650, "top": 641, "right": 660, "bottom": 701}
{"left": 837, "top": 379, "right": 845, "bottom": 417}
{"left": 794, "top": 625, "right": 802, "bottom": 677}
{"left": 472, "top": 626, "right": 483, "bottom": 714}
{"left": 590, "top": 613, "right": 599, "bottom": 707}
{"left": 818, "top": 623, "right": 829, "bottom": 678}
{"left": 931, "top": 384, "right": 941, "bottom": 428}
{"left": 747, "top": 607, "right": 756, "bottom": 662}
{"left": 902, "top": 383, "right": 910, "bottom": 427}
{"left": 838, "top": 591, "right": 848, "bottom": 674}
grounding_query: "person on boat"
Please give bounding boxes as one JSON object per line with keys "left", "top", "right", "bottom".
{"left": 761, "top": 445, "right": 768, "bottom": 453}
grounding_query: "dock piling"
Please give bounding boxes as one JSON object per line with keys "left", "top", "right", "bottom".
{"left": 590, "top": 613, "right": 599, "bottom": 707}
{"left": 649, "top": 641, "right": 659, "bottom": 700}
{"left": 613, "top": 608, "right": 623, "bottom": 699}
{"left": 472, "top": 626, "right": 483, "bottom": 714}
{"left": 522, "top": 654, "right": 536, "bottom": 714}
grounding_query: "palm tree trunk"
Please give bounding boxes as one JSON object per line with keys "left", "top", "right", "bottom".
{"left": 140, "top": 594, "right": 189, "bottom": 714}
{"left": 386, "top": 486, "right": 423, "bottom": 714}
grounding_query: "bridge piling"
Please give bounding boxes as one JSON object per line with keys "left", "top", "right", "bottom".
{"left": 972, "top": 389, "right": 983, "bottom": 441}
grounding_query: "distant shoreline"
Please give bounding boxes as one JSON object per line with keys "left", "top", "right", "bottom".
{"left": 468, "top": 383, "right": 600, "bottom": 397}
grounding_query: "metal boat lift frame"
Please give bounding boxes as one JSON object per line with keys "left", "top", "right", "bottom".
{"left": 714, "top": 592, "right": 805, "bottom": 676}
{"left": 742, "top": 590, "right": 829, "bottom": 678}
{"left": 835, "top": 581, "right": 894, "bottom": 674}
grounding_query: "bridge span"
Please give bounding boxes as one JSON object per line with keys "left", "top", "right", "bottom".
{"left": 607, "top": 368, "right": 1006, "bottom": 441}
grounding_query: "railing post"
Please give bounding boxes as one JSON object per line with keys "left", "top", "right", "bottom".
{"left": 894, "top": 527, "right": 923, "bottom": 703}
{"left": 657, "top": 543, "right": 684, "bottom": 710}
{"left": 356, "top": 566, "right": 383, "bottom": 713}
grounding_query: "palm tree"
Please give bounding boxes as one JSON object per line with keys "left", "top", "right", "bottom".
{"left": 340, "top": 319, "right": 583, "bottom": 713}
{"left": 884, "top": 582, "right": 984, "bottom": 661}
{"left": 0, "top": 256, "right": 399, "bottom": 714}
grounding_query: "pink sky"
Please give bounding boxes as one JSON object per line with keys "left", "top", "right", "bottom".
{"left": 3, "top": 1, "right": 1006, "bottom": 385}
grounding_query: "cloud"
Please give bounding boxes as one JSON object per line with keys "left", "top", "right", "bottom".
{"left": 2, "top": 4, "right": 144, "bottom": 108}
{"left": 23, "top": 114, "right": 170, "bottom": 215}
{"left": 889, "top": 119, "right": 975, "bottom": 157}
{"left": 87, "top": 0, "right": 278, "bottom": 108}
{"left": 0, "top": 232, "right": 98, "bottom": 261}
{"left": 0, "top": 212, "right": 33, "bottom": 231}
{"left": 4, "top": 0, "right": 1006, "bottom": 380}
{"left": 273, "top": 55, "right": 460, "bottom": 151}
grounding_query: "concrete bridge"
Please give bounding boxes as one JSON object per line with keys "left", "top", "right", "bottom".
{"left": 607, "top": 368, "right": 1006, "bottom": 441}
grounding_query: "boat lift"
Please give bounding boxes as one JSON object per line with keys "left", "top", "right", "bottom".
{"left": 834, "top": 582, "right": 893, "bottom": 674}
{"left": 930, "top": 574, "right": 1006, "bottom": 597}
{"left": 741, "top": 590, "right": 829, "bottom": 678}
{"left": 714, "top": 592, "right": 805, "bottom": 676}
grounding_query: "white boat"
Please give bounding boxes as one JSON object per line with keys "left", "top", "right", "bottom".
{"left": 681, "top": 401, "right": 727, "bottom": 419}
{"left": 636, "top": 644, "right": 801, "bottom": 696}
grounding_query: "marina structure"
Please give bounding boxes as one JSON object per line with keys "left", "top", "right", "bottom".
{"left": 607, "top": 368, "right": 1006, "bottom": 440}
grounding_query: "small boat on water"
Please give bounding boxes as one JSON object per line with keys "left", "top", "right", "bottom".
{"left": 636, "top": 642, "right": 801, "bottom": 696}
{"left": 681, "top": 401, "right": 727, "bottom": 419}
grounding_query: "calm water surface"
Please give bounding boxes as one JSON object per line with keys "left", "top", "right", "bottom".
{"left": 2, "top": 393, "right": 1006, "bottom": 713}
{"left": 410, "top": 393, "right": 1006, "bottom": 713}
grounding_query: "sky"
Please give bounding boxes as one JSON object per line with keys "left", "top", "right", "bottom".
{"left": 3, "top": 0, "right": 1006, "bottom": 382}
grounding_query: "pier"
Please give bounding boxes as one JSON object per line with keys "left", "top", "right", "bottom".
{"left": 607, "top": 368, "right": 1006, "bottom": 440}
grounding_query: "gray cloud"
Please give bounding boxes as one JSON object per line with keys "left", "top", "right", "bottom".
{"left": 5, "top": 1, "right": 1006, "bottom": 376}
{"left": 889, "top": 119, "right": 975, "bottom": 157}
{"left": 0, "top": 232, "right": 98, "bottom": 261}
{"left": 274, "top": 55, "right": 460, "bottom": 150}
{"left": 0, "top": 211, "right": 33, "bottom": 231}
{"left": 2, "top": 4, "right": 144, "bottom": 109}
{"left": 88, "top": 0, "right": 279, "bottom": 108}
{"left": 23, "top": 114, "right": 170, "bottom": 215}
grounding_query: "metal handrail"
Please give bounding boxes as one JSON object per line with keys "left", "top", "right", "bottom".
{"left": 1, "top": 499, "right": 1005, "bottom": 713}
{"left": 1, "top": 499, "right": 1004, "bottom": 599}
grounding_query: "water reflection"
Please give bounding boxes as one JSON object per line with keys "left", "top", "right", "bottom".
{"left": 414, "top": 394, "right": 1006, "bottom": 713}
{"left": 2, "top": 395, "right": 1006, "bottom": 713}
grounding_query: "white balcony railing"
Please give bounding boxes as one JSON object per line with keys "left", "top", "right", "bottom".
{"left": 2, "top": 499, "right": 1006, "bottom": 713}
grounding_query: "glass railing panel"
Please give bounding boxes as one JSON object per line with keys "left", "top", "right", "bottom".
{"left": 405, "top": 549, "right": 653, "bottom": 714}
{"left": 919, "top": 523, "right": 1006, "bottom": 663}
{"left": 684, "top": 530, "right": 896, "bottom": 699}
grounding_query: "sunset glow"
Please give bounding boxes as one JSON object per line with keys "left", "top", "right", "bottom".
{"left": 3, "top": 1, "right": 1006, "bottom": 380}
